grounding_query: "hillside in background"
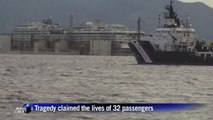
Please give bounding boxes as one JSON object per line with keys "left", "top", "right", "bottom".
{"left": 0, "top": 0, "right": 213, "bottom": 39}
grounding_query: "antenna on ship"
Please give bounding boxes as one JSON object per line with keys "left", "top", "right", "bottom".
{"left": 137, "top": 17, "right": 142, "bottom": 40}
{"left": 185, "top": 15, "right": 190, "bottom": 28}
{"left": 170, "top": 0, "right": 173, "bottom": 6}
{"left": 70, "top": 14, "right": 74, "bottom": 28}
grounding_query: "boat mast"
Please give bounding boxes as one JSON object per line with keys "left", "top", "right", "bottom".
{"left": 164, "top": 0, "right": 180, "bottom": 28}
{"left": 137, "top": 17, "right": 142, "bottom": 40}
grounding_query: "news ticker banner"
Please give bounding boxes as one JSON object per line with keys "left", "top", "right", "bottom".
{"left": 15, "top": 103, "right": 204, "bottom": 113}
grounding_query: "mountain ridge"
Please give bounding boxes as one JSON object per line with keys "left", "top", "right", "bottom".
{"left": 0, "top": 0, "right": 213, "bottom": 39}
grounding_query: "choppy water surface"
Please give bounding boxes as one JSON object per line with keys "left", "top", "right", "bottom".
{"left": 0, "top": 54, "right": 213, "bottom": 120}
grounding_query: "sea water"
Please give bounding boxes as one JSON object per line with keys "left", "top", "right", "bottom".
{"left": 0, "top": 54, "right": 212, "bottom": 120}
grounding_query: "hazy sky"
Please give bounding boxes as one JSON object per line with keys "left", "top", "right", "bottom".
{"left": 180, "top": 0, "right": 213, "bottom": 7}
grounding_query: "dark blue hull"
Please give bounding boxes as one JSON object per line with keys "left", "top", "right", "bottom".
{"left": 128, "top": 41, "right": 213, "bottom": 65}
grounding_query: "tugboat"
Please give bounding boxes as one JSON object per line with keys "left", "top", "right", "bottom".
{"left": 128, "top": 0, "right": 213, "bottom": 65}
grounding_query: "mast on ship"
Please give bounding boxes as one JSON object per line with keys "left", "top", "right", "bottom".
{"left": 137, "top": 17, "right": 143, "bottom": 40}
{"left": 164, "top": 0, "right": 180, "bottom": 28}
{"left": 137, "top": 17, "right": 142, "bottom": 40}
